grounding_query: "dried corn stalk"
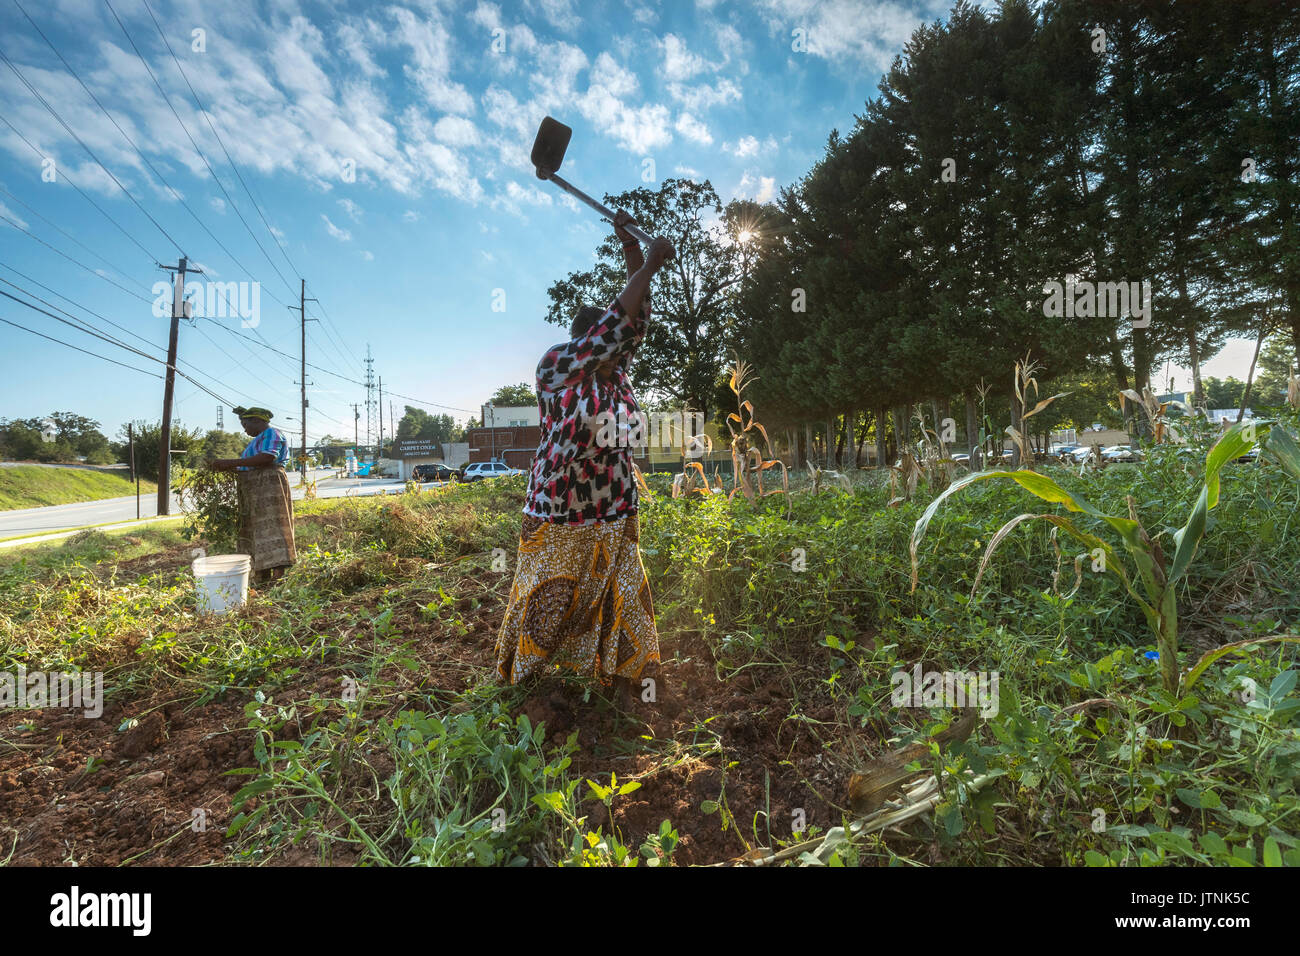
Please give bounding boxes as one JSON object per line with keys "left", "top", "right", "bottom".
{"left": 807, "top": 459, "right": 852, "bottom": 496}
{"left": 1006, "top": 353, "right": 1070, "bottom": 470}
{"left": 1120, "top": 386, "right": 1188, "bottom": 443}
{"left": 723, "top": 354, "right": 791, "bottom": 515}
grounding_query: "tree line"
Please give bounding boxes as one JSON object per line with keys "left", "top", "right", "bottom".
{"left": 545, "top": 0, "right": 1299, "bottom": 467}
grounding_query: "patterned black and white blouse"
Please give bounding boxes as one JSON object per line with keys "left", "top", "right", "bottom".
{"left": 523, "top": 294, "right": 651, "bottom": 525}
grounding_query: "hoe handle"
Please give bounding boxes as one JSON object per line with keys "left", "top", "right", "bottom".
{"left": 546, "top": 171, "right": 657, "bottom": 248}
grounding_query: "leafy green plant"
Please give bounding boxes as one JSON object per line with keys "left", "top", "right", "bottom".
{"left": 911, "top": 421, "right": 1300, "bottom": 698}
{"left": 174, "top": 467, "right": 239, "bottom": 553}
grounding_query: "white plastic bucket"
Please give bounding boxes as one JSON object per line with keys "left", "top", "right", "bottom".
{"left": 192, "top": 554, "right": 252, "bottom": 615}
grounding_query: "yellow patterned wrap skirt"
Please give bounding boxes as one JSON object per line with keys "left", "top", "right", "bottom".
{"left": 496, "top": 513, "right": 659, "bottom": 685}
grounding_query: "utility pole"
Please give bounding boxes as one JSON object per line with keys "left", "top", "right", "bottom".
{"left": 216, "top": 405, "right": 223, "bottom": 429}
{"left": 292, "top": 278, "right": 318, "bottom": 482}
{"left": 364, "top": 345, "right": 375, "bottom": 461}
{"left": 351, "top": 403, "right": 360, "bottom": 449}
{"left": 378, "top": 375, "right": 385, "bottom": 465}
{"left": 157, "top": 257, "right": 201, "bottom": 515}
{"left": 128, "top": 423, "right": 140, "bottom": 520}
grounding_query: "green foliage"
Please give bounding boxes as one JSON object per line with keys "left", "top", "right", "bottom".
{"left": 911, "top": 420, "right": 1300, "bottom": 696}
{"left": 174, "top": 467, "right": 239, "bottom": 553}
{"left": 485, "top": 383, "right": 536, "bottom": 407}
{"left": 394, "top": 406, "right": 460, "bottom": 445}
{"left": 0, "top": 411, "right": 113, "bottom": 463}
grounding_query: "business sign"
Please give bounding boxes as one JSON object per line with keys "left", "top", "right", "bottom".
{"left": 394, "top": 438, "right": 438, "bottom": 459}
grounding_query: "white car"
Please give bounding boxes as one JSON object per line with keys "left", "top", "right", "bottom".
{"left": 461, "top": 461, "right": 524, "bottom": 482}
{"left": 1102, "top": 445, "right": 1142, "bottom": 462}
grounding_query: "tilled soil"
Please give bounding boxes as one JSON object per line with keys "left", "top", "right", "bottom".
{"left": 1, "top": 543, "right": 864, "bottom": 867}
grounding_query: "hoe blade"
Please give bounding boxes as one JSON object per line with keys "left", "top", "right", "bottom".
{"left": 531, "top": 115, "right": 572, "bottom": 178}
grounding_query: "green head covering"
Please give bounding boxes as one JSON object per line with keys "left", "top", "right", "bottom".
{"left": 233, "top": 405, "right": 273, "bottom": 422}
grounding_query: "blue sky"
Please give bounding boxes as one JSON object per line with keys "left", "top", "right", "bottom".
{"left": 0, "top": 0, "right": 1250, "bottom": 448}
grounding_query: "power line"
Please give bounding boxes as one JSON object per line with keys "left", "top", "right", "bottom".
{"left": 0, "top": 106, "right": 160, "bottom": 267}
{"left": 205, "top": 314, "right": 474, "bottom": 415}
{"left": 0, "top": 184, "right": 154, "bottom": 296}
{"left": 0, "top": 44, "right": 185, "bottom": 257}
{"left": 0, "top": 285, "right": 238, "bottom": 405}
{"left": 0, "top": 312, "right": 163, "bottom": 378}
{"left": 102, "top": 0, "right": 292, "bottom": 313}
{"left": 139, "top": 0, "right": 298, "bottom": 298}
{"left": 0, "top": 262, "right": 164, "bottom": 355}
{"left": 0, "top": 212, "right": 153, "bottom": 303}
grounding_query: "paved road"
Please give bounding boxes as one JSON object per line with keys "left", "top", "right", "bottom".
{"left": 0, "top": 469, "right": 417, "bottom": 542}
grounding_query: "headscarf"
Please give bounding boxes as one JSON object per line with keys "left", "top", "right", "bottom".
{"left": 233, "top": 405, "right": 273, "bottom": 422}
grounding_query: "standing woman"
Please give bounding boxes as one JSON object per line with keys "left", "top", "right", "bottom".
{"left": 207, "top": 406, "right": 297, "bottom": 583}
{"left": 496, "top": 212, "right": 674, "bottom": 708}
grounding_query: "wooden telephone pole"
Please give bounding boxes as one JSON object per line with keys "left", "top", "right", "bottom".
{"left": 157, "top": 257, "right": 201, "bottom": 515}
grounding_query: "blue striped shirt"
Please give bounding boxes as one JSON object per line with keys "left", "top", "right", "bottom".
{"left": 238, "top": 426, "right": 289, "bottom": 470}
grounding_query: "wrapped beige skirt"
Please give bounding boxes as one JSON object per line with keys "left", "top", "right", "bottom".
{"left": 236, "top": 466, "right": 297, "bottom": 572}
{"left": 496, "top": 513, "right": 659, "bottom": 685}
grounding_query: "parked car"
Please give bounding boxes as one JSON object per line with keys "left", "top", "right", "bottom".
{"left": 411, "top": 463, "right": 458, "bottom": 483}
{"left": 461, "top": 460, "right": 524, "bottom": 483}
{"left": 1101, "top": 444, "right": 1143, "bottom": 462}
{"left": 1048, "top": 443, "right": 1081, "bottom": 457}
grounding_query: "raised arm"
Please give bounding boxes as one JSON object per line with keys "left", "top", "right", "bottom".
{"left": 613, "top": 210, "right": 644, "bottom": 280}
{"left": 536, "top": 234, "right": 674, "bottom": 393}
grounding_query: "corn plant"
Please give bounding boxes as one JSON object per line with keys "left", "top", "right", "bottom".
{"left": 1120, "top": 385, "right": 1190, "bottom": 443}
{"left": 1007, "top": 353, "right": 1069, "bottom": 470}
{"left": 911, "top": 420, "right": 1300, "bottom": 698}
{"left": 723, "top": 355, "right": 789, "bottom": 511}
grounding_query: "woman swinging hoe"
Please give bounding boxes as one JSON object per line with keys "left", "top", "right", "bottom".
{"left": 495, "top": 211, "right": 674, "bottom": 710}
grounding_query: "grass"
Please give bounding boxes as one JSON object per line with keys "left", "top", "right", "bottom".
{"left": 1, "top": 429, "right": 1298, "bottom": 867}
{"left": 0, "top": 465, "right": 155, "bottom": 511}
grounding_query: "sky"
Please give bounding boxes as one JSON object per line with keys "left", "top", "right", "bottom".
{"left": 0, "top": 0, "right": 1254, "bottom": 449}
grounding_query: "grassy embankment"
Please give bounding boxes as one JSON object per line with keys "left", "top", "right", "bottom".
{"left": 0, "top": 465, "right": 156, "bottom": 511}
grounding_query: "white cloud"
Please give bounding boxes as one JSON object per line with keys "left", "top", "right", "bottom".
{"left": 433, "top": 116, "right": 482, "bottom": 148}
{"left": 0, "top": 201, "right": 29, "bottom": 229}
{"left": 506, "top": 180, "right": 553, "bottom": 205}
{"left": 390, "top": 6, "right": 476, "bottom": 115}
{"left": 726, "top": 134, "right": 777, "bottom": 158}
{"left": 667, "top": 77, "right": 742, "bottom": 113}
{"left": 321, "top": 214, "right": 352, "bottom": 241}
{"left": 528, "top": 0, "right": 580, "bottom": 31}
{"left": 735, "top": 171, "right": 778, "bottom": 202}
{"left": 361, "top": 250, "right": 375, "bottom": 261}
{"left": 752, "top": 0, "right": 936, "bottom": 68}
{"left": 336, "top": 21, "right": 384, "bottom": 78}
{"left": 338, "top": 198, "right": 363, "bottom": 221}
{"left": 209, "top": 197, "right": 226, "bottom": 213}
{"left": 403, "top": 210, "right": 421, "bottom": 222}
{"left": 575, "top": 52, "right": 671, "bottom": 154}
{"left": 674, "top": 112, "right": 712, "bottom": 145}
{"left": 659, "top": 34, "right": 708, "bottom": 81}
